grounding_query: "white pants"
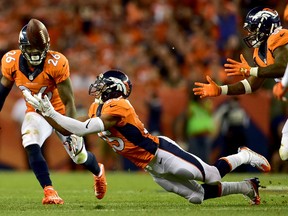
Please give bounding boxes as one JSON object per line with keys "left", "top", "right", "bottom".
{"left": 21, "top": 112, "right": 64, "bottom": 147}
{"left": 21, "top": 112, "right": 87, "bottom": 164}
{"left": 145, "top": 136, "right": 221, "bottom": 204}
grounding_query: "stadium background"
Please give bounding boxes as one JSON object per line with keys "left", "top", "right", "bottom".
{"left": 0, "top": 0, "right": 287, "bottom": 171}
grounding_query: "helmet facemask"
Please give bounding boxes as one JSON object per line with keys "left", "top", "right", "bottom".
{"left": 19, "top": 43, "right": 49, "bottom": 66}
{"left": 243, "top": 22, "right": 267, "bottom": 48}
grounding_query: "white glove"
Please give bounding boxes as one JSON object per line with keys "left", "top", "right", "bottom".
{"left": 23, "top": 90, "right": 41, "bottom": 110}
{"left": 34, "top": 94, "right": 55, "bottom": 117}
{"left": 22, "top": 90, "right": 55, "bottom": 117}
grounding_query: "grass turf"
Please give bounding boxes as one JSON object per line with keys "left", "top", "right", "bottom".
{"left": 0, "top": 171, "right": 287, "bottom": 216}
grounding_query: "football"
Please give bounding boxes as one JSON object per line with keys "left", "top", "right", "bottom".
{"left": 26, "top": 18, "right": 50, "bottom": 50}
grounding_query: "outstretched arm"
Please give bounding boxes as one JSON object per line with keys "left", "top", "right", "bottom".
{"left": 23, "top": 90, "right": 121, "bottom": 136}
{"left": 193, "top": 76, "right": 265, "bottom": 98}
{"left": 23, "top": 91, "right": 105, "bottom": 136}
{"left": 225, "top": 45, "right": 288, "bottom": 78}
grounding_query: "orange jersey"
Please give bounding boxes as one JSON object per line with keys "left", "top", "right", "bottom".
{"left": 88, "top": 97, "right": 160, "bottom": 168}
{"left": 1, "top": 50, "right": 69, "bottom": 114}
{"left": 253, "top": 28, "right": 288, "bottom": 67}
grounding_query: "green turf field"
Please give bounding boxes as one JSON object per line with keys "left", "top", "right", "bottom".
{"left": 0, "top": 171, "right": 287, "bottom": 216}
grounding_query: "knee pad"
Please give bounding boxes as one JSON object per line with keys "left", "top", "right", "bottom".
{"left": 63, "top": 135, "right": 88, "bottom": 164}
{"left": 280, "top": 136, "right": 288, "bottom": 161}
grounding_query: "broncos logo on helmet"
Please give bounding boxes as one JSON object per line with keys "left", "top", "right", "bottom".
{"left": 89, "top": 70, "right": 132, "bottom": 103}
{"left": 243, "top": 7, "right": 281, "bottom": 48}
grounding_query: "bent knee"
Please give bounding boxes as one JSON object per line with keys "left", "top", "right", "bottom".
{"left": 188, "top": 196, "right": 203, "bottom": 204}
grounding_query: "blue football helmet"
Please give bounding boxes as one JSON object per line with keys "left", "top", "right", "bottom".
{"left": 243, "top": 7, "right": 281, "bottom": 48}
{"left": 89, "top": 70, "right": 132, "bottom": 103}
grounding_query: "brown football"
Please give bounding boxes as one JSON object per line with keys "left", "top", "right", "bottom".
{"left": 26, "top": 19, "right": 50, "bottom": 50}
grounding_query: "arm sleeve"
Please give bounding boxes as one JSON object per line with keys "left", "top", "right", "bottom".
{"left": 281, "top": 63, "right": 288, "bottom": 87}
{"left": 50, "top": 111, "right": 105, "bottom": 136}
{"left": 0, "top": 82, "right": 11, "bottom": 111}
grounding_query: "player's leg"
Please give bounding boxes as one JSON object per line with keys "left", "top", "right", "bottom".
{"left": 155, "top": 136, "right": 269, "bottom": 183}
{"left": 150, "top": 173, "right": 260, "bottom": 205}
{"left": 154, "top": 136, "right": 222, "bottom": 183}
{"left": 150, "top": 174, "right": 205, "bottom": 204}
{"left": 57, "top": 132, "right": 107, "bottom": 199}
{"left": 22, "top": 112, "right": 63, "bottom": 204}
{"left": 214, "top": 146, "right": 271, "bottom": 178}
{"left": 202, "top": 178, "right": 261, "bottom": 205}
{"left": 279, "top": 119, "right": 288, "bottom": 160}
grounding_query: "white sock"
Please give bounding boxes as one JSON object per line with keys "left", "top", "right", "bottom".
{"left": 221, "top": 181, "right": 250, "bottom": 196}
{"left": 221, "top": 151, "right": 249, "bottom": 171}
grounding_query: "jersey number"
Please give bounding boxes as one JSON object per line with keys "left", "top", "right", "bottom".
{"left": 98, "top": 131, "right": 125, "bottom": 151}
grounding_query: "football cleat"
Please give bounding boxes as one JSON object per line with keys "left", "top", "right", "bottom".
{"left": 42, "top": 186, "right": 64, "bottom": 205}
{"left": 238, "top": 146, "right": 271, "bottom": 172}
{"left": 94, "top": 163, "right": 107, "bottom": 199}
{"left": 244, "top": 177, "right": 261, "bottom": 205}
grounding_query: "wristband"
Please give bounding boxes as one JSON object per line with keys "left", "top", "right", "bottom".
{"left": 249, "top": 67, "right": 258, "bottom": 77}
{"left": 220, "top": 85, "right": 228, "bottom": 95}
{"left": 240, "top": 79, "right": 252, "bottom": 94}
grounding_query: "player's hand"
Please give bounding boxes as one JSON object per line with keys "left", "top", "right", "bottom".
{"left": 193, "top": 76, "right": 221, "bottom": 98}
{"left": 224, "top": 54, "right": 251, "bottom": 77}
{"left": 33, "top": 94, "right": 55, "bottom": 117}
{"left": 273, "top": 82, "right": 287, "bottom": 101}
{"left": 23, "top": 90, "right": 41, "bottom": 110}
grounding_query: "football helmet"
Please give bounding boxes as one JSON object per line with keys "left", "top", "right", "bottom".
{"left": 89, "top": 70, "right": 132, "bottom": 103}
{"left": 243, "top": 7, "right": 281, "bottom": 48}
{"left": 19, "top": 19, "right": 50, "bottom": 66}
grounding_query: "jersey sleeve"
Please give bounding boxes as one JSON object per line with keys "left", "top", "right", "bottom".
{"left": 268, "top": 29, "right": 288, "bottom": 52}
{"left": 47, "top": 51, "right": 70, "bottom": 84}
{"left": 1, "top": 50, "right": 20, "bottom": 81}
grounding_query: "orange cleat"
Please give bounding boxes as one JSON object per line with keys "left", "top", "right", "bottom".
{"left": 94, "top": 163, "right": 107, "bottom": 199}
{"left": 42, "top": 186, "right": 64, "bottom": 205}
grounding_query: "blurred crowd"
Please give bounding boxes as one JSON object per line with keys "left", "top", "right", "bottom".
{"left": 1, "top": 0, "right": 288, "bottom": 171}
{"left": 0, "top": 0, "right": 284, "bottom": 91}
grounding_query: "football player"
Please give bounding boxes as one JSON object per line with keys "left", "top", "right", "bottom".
{"left": 193, "top": 7, "right": 288, "bottom": 161}
{"left": 0, "top": 19, "right": 106, "bottom": 204}
{"left": 24, "top": 69, "right": 271, "bottom": 205}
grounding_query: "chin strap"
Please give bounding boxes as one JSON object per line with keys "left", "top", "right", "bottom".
{"left": 0, "top": 82, "right": 11, "bottom": 111}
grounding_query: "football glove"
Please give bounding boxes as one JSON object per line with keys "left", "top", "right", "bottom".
{"left": 273, "top": 82, "right": 287, "bottom": 101}
{"left": 224, "top": 54, "right": 251, "bottom": 77}
{"left": 23, "top": 90, "right": 41, "bottom": 109}
{"left": 33, "top": 94, "right": 55, "bottom": 117}
{"left": 193, "top": 76, "right": 221, "bottom": 98}
{"left": 22, "top": 90, "right": 55, "bottom": 117}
